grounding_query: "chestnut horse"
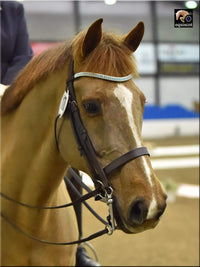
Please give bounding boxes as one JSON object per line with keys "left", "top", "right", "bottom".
{"left": 1, "top": 19, "right": 167, "bottom": 266}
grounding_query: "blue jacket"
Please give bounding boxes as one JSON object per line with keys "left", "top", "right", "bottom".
{"left": 0, "top": 1, "right": 33, "bottom": 85}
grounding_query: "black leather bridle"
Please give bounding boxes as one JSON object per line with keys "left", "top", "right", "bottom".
{"left": 56, "top": 60, "right": 150, "bottom": 190}
{"left": 1, "top": 59, "right": 150, "bottom": 245}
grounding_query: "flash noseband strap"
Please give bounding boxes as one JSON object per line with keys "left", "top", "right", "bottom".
{"left": 74, "top": 72, "right": 133, "bottom": 82}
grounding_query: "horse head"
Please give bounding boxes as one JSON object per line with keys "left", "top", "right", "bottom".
{"left": 58, "top": 18, "right": 167, "bottom": 234}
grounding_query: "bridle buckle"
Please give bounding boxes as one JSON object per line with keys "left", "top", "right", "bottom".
{"left": 95, "top": 183, "right": 115, "bottom": 235}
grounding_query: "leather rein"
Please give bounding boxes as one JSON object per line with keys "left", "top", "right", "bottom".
{"left": 0, "top": 59, "right": 150, "bottom": 245}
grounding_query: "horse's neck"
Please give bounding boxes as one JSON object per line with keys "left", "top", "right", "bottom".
{"left": 1, "top": 67, "right": 69, "bottom": 207}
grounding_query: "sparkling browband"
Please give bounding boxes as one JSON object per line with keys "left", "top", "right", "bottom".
{"left": 74, "top": 72, "right": 133, "bottom": 82}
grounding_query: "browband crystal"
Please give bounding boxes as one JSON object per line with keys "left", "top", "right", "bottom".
{"left": 74, "top": 72, "right": 133, "bottom": 82}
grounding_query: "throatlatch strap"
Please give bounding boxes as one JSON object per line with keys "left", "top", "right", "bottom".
{"left": 103, "top": 147, "right": 150, "bottom": 175}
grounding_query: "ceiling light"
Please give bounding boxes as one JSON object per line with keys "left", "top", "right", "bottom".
{"left": 104, "top": 0, "right": 117, "bottom": 5}
{"left": 185, "top": 1, "right": 198, "bottom": 9}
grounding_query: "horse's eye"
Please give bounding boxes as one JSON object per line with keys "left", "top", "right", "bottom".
{"left": 83, "top": 100, "right": 101, "bottom": 115}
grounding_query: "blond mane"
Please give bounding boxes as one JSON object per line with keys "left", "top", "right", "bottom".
{"left": 1, "top": 30, "right": 138, "bottom": 115}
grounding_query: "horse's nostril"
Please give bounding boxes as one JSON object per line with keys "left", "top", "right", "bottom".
{"left": 128, "top": 198, "right": 148, "bottom": 225}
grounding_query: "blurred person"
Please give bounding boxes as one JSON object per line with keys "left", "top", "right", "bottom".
{"left": 0, "top": 0, "right": 33, "bottom": 95}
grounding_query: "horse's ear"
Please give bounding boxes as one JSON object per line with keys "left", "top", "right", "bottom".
{"left": 82, "top": 18, "right": 103, "bottom": 58}
{"left": 123, "top": 21, "right": 144, "bottom": 52}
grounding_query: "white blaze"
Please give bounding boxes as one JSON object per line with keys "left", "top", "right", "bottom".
{"left": 146, "top": 196, "right": 158, "bottom": 219}
{"left": 114, "top": 84, "right": 141, "bottom": 147}
{"left": 114, "top": 84, "right": 157, "bottom": 219}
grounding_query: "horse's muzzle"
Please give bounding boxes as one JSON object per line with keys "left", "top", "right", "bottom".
{"left": 113, "top": 196, "right": 166, "bottom": 233}
{"left": 128, "top": 197, "right": 166, "bottom": 226}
